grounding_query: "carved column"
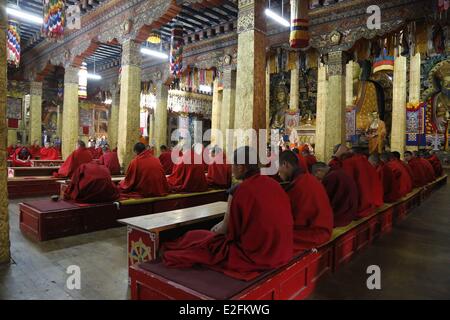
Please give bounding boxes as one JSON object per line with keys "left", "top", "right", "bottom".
{"left": 234, "top": 0, "right": 266, "bottom": 146}
{"left": 315, "top": 63, "right": 329, "bottom": 162}
{"left": 220, "top": 67, "right": 237, "bottom": 150}
{"left": 118, "top": 39, "right": 141, "bottom": 169}
{"left": 108, "top": 88, "right": 120, "bottom": 150}
{"left": 211, "top": 78, "right": 223, "bottom": 146}
{"left": 391, "top": 55, "right": 407, "bottom": 155}
{"left": 345, "top": 61, "right": 355, "bottom": 107}
{"left": 0, "top": 4, "right": 10, "bottom": 264}
{"left": 29, "top": 81, "right": 43, "bottom": 145}
{"left": 290, "top": 51, "right": 300, "bottom": 111}
{"left": 409, "top": 53, "right": 421, "bottom": 103}
{"left": 62, "top": 66, "right": 80, "bottom": 159}
{"left": 324, "top": 51, "right": 346, "bottom": 161}
{"left": 154, "top": 81, "right": 168, "bottom": 157}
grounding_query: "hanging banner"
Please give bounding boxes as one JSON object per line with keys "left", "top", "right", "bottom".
{"left": 78, "top": 64, "right": 87, "bottom": 99}
{"left": 170, "top": 24, "right": 184, "bottom": 78}
{"left": 406, "top": 102, "right": 426, "bottom": 146}
{"left": 42, "top": 0, "right": 65, "bottom": 39}
{"left": 290, "top": 0, "right": 309, "bottom": 48}
{"left": 7, "top": 21, "right": 21, "bottom": 67}
{"left": 140, "top": 110, "right": 149, "bottom": 137}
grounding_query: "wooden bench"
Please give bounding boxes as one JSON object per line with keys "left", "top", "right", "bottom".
{"left": 8, "top": 176, "right": 61, "bottom": 199}
{"left": 129, "top": 176, "right": 446, "bottom": 300}
{"left": 7, "top": 159, "right": 64, "bottom": 167}
{"left": 19, "top": 189, "right": 227, "bottom": 241}
{"left": 119, "top": 202, "right": 227, "bottom": 279}
{"left": 7, "top": 166, "right": 60, "bottom": 178}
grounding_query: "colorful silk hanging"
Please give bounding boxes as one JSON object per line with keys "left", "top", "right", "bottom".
{"left": 289, "top": 0, "right": 309, "bottom": 49}
{"left": 170, "top": 24, "right": 184, "bottom": 78}
{"left": 7, "top": 21, "right": 21, "bottom": 67}
{"left": 42, "top": 0, "right": 65, "bottom": 39}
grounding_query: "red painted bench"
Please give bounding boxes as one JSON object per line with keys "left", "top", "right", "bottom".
{"left": 129, "top": 176, "right": 446, "bottom": 300}
{"left": 7, "top": 166, "right": 60, "bottom": 178}
{"left": 19, "top": 189, "right": 227, "bottom": 241}
{"left": 8, "top": 176, "right": 61, "bottom": 199}
{"left": 7, "top": 159, "right": 64, "bottom": 167}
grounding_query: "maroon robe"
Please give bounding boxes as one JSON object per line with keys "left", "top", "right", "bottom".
{"left": 428, "top": 155, "right": 443, "bottom": 177}
{"left": 407, "top": 158, "right": 429, "bottom": 187}
{"left": 322, "top": 168, "right": 359, "bottom": 227}
{"left": 381, "top": 161, "right": 403, "bottom": 203}
{"left": 54, "top": 147, "right": 94, "bottom": 178}
{"left": 163, "top": 173, "right": 294, "bottom": 281}
{"left": 39, "top": 147, "right": 59, "bottom": 160}
{"left": 286, "top": 171, "right": 333, "bottom": 250}
{"left": 29, "top": 145, "right": 41, "bottom": 159}
{"left": 167, "top": 151, "right": 208, "bottom": 192}
{"left": 159, "top": 151, "right": 174, "bottom": 175}
{"left": 304, "top": 154, "right": 317, "bottom": 172}
{"left": 12, "top": 147, "right": 32, "bottom": 167}
{"left": 206, "top": 152, "right": 232, "bottom": 188}
{"left": 119, "top": 150, "right": 169, "bottom": 198}
{"left": 64, "top": 163, "right": 120, "bottom": 203}
{"left": 98, "top": 151, "right": 121, "bottom": 175}
{"left": 391, "top": 160, "right": 413, "bottom": 196}
{"left": 342, "top": 154, "right": 383, "bottom": 218}
{"left": 418, "top": 158, "right": 436, "bottom": 183}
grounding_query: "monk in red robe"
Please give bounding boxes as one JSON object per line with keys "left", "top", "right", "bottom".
{"left": 54, "top": 140, "right": 93, "bottom": 178}
{"left": 29, "top": 140, "right": 41, "bottom": 159}
{"left": 39, "top": 142, "right": 59, "bottom": 160}
{"left": 302, "top": 149, "right": 317, "bottom": 172}
{"left": 417, "top": 153, "right": 436, "bottom": 183}
{"left": 163, "top": 146, "right": 294, "bottom": 281}
{"left": 98, "top": 145, "right": 121, "bottom": 175}
{"left": 6, "top": 144, "right": 15, "bottom": 160}
{"left": 380, "top": 152, "right": 412, "bottom": 201}
{"left": 12, "top": 147, "right": 32, "bottom": 167}
{"left": 404, "top": 151, "right": 429, "bottom": 187}
{"left": 206, "top": 147, "right": 232, "bottom": 188}
{"left": 64, "top": 163, "right": 120, "bottom": 203}
{"left": 392, "top": 151, "right": 416, "bottom": 188}
{"left": 312, "top": 162, "right": 358, "bottom": 227}
{"left": 167, "top": 149, "right": 208, "bottom": 192}
{"left": 292, "top": 148, "right": 309, "bottom": 172}
{"left": 119, "top": 142, "right": 169, "bottom": 198}
{"left": 337, "top": 146, "right": 383, "bottom": 218}
{"left": 158, "top": 145, "right": 174, "bottom": 175}
{"left": 427, "top": 151, "right": 443, "bottom": 177}
{"left": 278, "top": 151, "right": 333, "bottom": 250}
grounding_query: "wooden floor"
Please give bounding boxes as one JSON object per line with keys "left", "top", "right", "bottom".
{"left": 1, "top": 179, "right": 449, "bottom": 300}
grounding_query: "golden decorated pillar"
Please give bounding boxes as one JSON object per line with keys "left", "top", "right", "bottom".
{"left": 345, "top": 61, "right": 355, "bottom": 107}
{"left": 211, "top": 78, "right": 223, "bottom": 146}
{"left": 56, "top": 104, "right": 62, "bottom": 141}
{"left": 409, "top": 53, "right": 421, "bottom": 103}
{"left": 0, "top": 2, "right": 10, "bottom": 264}
{"left": 154, "top": 81, "right": 168, "bottom": 157}
{"left": 220, "top": 67, "right": 236, "bottom": 151}
{"left": 315, "top": 63, "right": 329, "bottom": 162}
{"left": 234, "top": 0, "right": 266, "bottom": 147}
{"left": 118, "top": 39, "right": 141, "bottom": 169}
{"left": 62, "top": 66, "right": 80, "bottom": 159}
{"left": 29, "top": 81, "right": 43, "bottom": 145}
{"left": 108, "top": 87, "right": 120, "bottom": 150}
{"left": 391, "top": 55, "right": 407, "bottom": 155}
{"left": 290, "top": 51, "right": 300, "bottom": 111}
{"left": 323, "top": 51, "right": 346, "bottom": 161}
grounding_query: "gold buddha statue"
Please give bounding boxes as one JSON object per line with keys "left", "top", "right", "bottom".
{"left": 432, "top": 64, "right": 450, "bottom": 134}
{"left": 270, "top": 80, "right": 290, "bottom": 129}
{"left": 366, "top": 111, "right": 386, "bottom": 154}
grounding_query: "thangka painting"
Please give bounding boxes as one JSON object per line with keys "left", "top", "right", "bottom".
{"left": 406, "top": 102, "right": 426, "bottom": 146}
{"left": 7, "top": 97, "right": 22, "bottom": 119}
{"left": 346, "top": 109, "right": 356, "bottom": 142}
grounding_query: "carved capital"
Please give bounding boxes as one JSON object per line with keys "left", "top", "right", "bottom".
{"left": 238, "top": 0, "right": 266, "bottom": 34}
{"left": 30, "top": 82, "right": 43, "bottom": 96}
{"left": 327, "top": 51, "right": 346, "bottom": 77}
{"left": 121, "top": 39, "right": 141, "bottom": 67}
{"left": 64, "top": 66, "right": 79, "bottom": 84}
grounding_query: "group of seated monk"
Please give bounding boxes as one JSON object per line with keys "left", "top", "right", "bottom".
{"left": 159, "top": 145, "right": 444, "bottom": 281}
{"left": 7, "top": 141, "right": 61, "bottom": 166}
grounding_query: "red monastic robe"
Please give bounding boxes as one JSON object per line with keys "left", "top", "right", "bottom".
{"left": 64, "top": 163, "right": 120, "bottom": 203}
{"left": 98, "top": 151, "right": 121, "bottom": 175}
{"left": 39, "top": 147, "right": 59, "bottom": 160}
{"left": 391, "top": 160, "right": 413, "bottom": 196}
{"left": 167, "top": 151, "right": 208, "bottom": 192}
{"left": 206, "top": 152, "right": 232, "bottom": 188}
{"left": 296, "top": 154, "right": 309, "bottom": 172}
{"left": 418, "top": 158, "right": 436, "bottom": 183}
{"left": 341, "top": 154, "right": 383, "bottom": 218}
{"left": 159, "top": 151, "right": 174, "bottom": 175}
{"left": 407, "top": 158, "right": 429, "bottom": 187}
{"left": 286, "top": 172, "right": 333, "bottom": 250}
{"left": 427, "top": 155, "right": 443, "bottom": 177}
{"left": 88, "top": 146, "right": 103, "bottom": 159}
{"left": 29, "top": 145, "right": 41, "bottom": 159}
{"left": 54, "top": 147, "right": 93, "bottom": 178}
{"left": 11, "top": 147, "right": 32, "bottom": 167}
{"left": 163, "top": 173, "right": 294, "bottom": 281}
{"left": 304, "top": 154, "right": 317, "bottom": 172}
{"left": 7, "top": 146, "right": 15, "bottom": 160}
{"left": 322, "top": 168, "right": 359, "bottom": 227}
{"left": 380, "top": 162, "right": 403, "bottom": 202}
{"left": 119, "top": 150, "right": 169, "bottom": 198}
{"left": 328, "top": 157, "right": 342, "bottom": 170}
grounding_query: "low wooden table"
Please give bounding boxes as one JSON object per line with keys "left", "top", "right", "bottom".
{"left": 7, "top": 166, "right": 60, "bottom": 178}
{"left": 119, "top": 202, "right": 227, "bottom": 277}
